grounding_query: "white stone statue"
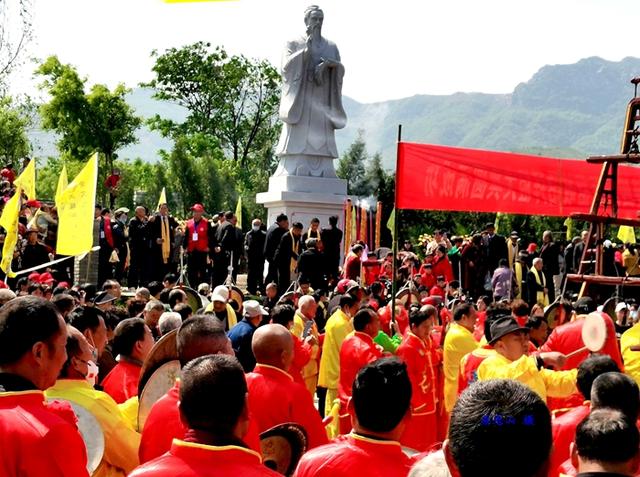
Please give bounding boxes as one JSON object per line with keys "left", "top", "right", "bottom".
{"left": 274, "top": 5, "right": 347, "bottom": 178}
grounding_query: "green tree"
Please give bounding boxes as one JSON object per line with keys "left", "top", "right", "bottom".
{"left": 144, "top": 42, "right": 281, "bottom": 169}
{"left": 337, "top": 131, "right": 367, "bottom": 195}
{"left": 35, "top": 56, "right": 142, "bottom": 173}
{"left": 363, "top": 152, "right": 388, "bottom": 196}
{"left": 0, "top": 97, "right": 30, "bottom": 166}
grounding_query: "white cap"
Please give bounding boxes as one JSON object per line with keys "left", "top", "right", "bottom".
{"left": 244, "top": 299, "right": 269, "bottom": 317}
{"left": 615, "top": 302, "right": 628, "bottom": 312}
{"left": 211, "top": 285, "right": 229, "bottom": 303}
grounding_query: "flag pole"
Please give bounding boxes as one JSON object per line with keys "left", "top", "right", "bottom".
{"left": 391, "top": 124, "right": 402, "bottom": 330}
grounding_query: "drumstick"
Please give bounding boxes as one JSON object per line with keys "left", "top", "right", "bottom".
{"left": 565, "top": 346, "right": 588, "bottom": 358}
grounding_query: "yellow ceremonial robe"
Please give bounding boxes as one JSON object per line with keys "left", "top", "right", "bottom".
{"left": 443, "top": 322, "right": 478, "bottom": 412}
{"left": 477, "top": 353, "right": 577, "bottom": 403}
{"left": 46, "top": 379, "right": 141, "bottom": 477}
{"left": 621, "top": 323, "right": 640, "bottom": 386}
{"left": 532, "top": 267, "right": 550, "bottom": 306}
{"left": 292, "top": 312, "right": 320, "bottom": 395}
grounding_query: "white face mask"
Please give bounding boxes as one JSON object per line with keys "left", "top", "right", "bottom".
{"left": 252, "top": 225, "right": 260, "bottom": 231}
{"left": 85, "top": 360, "right": 99, "bottom": 386}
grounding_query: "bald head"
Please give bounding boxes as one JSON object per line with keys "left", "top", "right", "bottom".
{"left": 251, "top": 324, "right": 293, "bottom": 371}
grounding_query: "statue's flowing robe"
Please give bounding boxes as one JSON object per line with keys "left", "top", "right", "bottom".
{"left": 276, "top": 36, "right": 346, "bottom": 158}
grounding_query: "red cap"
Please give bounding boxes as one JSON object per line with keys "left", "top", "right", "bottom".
{"left": 0, "top": 280, "right": 8, "bottom": 289}
{"left": 58, "top": 281, "right": 70, "bottom": 289}
{"left": 191, "top": 204, "right": 205, "bottom": 213}
{"left": 421, "top": 296, "right": 442, "bottom": 307}
{"left": 25, "top": 199, "right": 41, "bottom": 208}
{"left": 28, "top": 272, "right": 41, "bottom": 282}
{"left": 38, "top": 272, "right": 55, "bottom": 284}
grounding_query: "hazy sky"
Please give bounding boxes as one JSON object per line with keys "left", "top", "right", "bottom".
{"left": 16, "top": 0, "right": 640, "bottom": 103}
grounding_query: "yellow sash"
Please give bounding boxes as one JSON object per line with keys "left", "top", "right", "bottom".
{"left": 161, "top": 216, "right": 170, "bottom": 264}
{"left": 290, "top": 230, "right": 300, "bottom": 273}
{"left": 532, "top": 268, "right": 549, "bottom": 306}
{"left": 515, "top": 262, "right": 523, "bottom": 299}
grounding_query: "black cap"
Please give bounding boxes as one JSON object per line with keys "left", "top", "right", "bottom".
{"left": 93, "top": 291, "right": 117, "bottom": 305}
{"left": 488, "top": 316, "right": 529, "bottom": 345}
{"left": 574, "top": 296, "right": 595, "bottom": 314}
{"left": 436, "top": 275, "right": 446, "bottom": 281}
{"left": 485, "top": 222, "right": 495, "bottom": 230}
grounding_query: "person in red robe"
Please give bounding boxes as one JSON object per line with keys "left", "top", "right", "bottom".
{"left": 540, "top": 304, "right": 623, "bottom": 411}
{"left": 431, "top": 245, "right": 453, "bottom": 283}
{"left": 102, "top": 318, "right": 155, "bottom": 404}
{"left": 140, "top": 316, "right": 263, "bottom": 463}
{"left": 342, "top": 244, "right": 364, "bottom": 281}
{"left": 270, "top": 304, "right": 311, "bottom": 388}
{"left": 246, "top": 324, "right": 328, "bottom": 449}
{"left": 551, "top": 369, "right": 637, "bottom": 477}
{"left": 338, "top": 308, "right": 383, "bottom": 434}
{"left": 294, "top": 357, "right": 416, "bottom": 477}
{"left": 130, "top": 354, "right": 280, "bottom": 477}
{"left": 0, "top": 296, "right": 89, "bottom": 476}
{"left": 396, "top": 305, "right": 442, "bottom": 452}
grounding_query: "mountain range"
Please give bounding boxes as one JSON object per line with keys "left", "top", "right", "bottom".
{"left": 27, "top": 56, "right": 640, "bottom": 169}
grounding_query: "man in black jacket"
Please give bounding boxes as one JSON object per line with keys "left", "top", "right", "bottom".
{"left": 539, "top": 230, "right": 560, "bottom": 303}
{"left": 275, "top": 222, "right": 302, "bottom": 294}
{"left": 128, "top": 206, "right": 149, "bottom": 287}
{"left": 149, "top": 203, "right": 178, "bottom": 283}
{"left": 245, "top": 219, "right": 266, "bottom": 295}
{"left": 484, "top": 223, "right": 508, "bottom": 277}
{"left": 264, "top": 213, "right": 289, "bottom": 286}
{"left": 212, "top": 211, "right": 237, "bottom": 286}
{"left": 321, "top": 215, "right": 343, "bottom": 284}
{"left": 297, "top": 238, "right": 326, "bottom": 291}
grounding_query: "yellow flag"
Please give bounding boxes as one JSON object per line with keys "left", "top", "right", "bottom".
{"left": 0, "top": 188, "right": 22, "bottom": 277}
{"left": 235, "top": 196, "right": 242, "bottom": 230}
{"left": 55, "top": 164, "right": 68, "bottom": 205}
{"left": 494, "top": 212, "right": 502, "bottom": 235}
{"left": 14, "top": 159, "right": 36, "bottom": 200}
{"left": 56, "top": 153, "right": 99, "bottom": 256}
{"left": 618, "top": 225, "right": 636, "bottom": 245}
{"left": 564, "top": 217, "right": 574, "bottom": 241}
{"left": 156, "top": 187, "right": 167, "bottom": 212}
{"left": 386, "top": 207, "right": 396, "bottom": 241}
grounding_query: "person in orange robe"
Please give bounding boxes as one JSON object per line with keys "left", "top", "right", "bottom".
{"left": 130, "top": 354, "right": 280, "bottom": 477}
{"left": 245, "top": 324, "right": 328, "bottom": 449}
{"left": 294, "top": 357, "right": 416, "bottom": 477}
{"left": 139, "top": 316, "right": 261, "bottom": 463}
{"left": 338, "top": 308, "right": 383, "bottom": 435}
{"left": 396, "top": 305, "right": 442, "bottom": 452}
{"left": 102, "top": 318, "right": 154, "bottom": 404}
{"left": 0, "top": 296, "right": 89, "bottom": 476}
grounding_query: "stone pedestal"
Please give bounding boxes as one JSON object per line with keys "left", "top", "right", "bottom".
{"left": 256, "top": 170, "right": 348, "bottom": 230}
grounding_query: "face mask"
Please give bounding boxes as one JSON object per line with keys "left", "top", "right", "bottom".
{"left": 252, "top": 225, "right": 260, "bottom": 231}
{"left": 85, "top": 360, "right": 99, "bottom": 386}
{"left": 120, "top": 215, "right": 128, "bottom": 223}
{"left": 632, "top": 311, "right": 638, "bottom": 321}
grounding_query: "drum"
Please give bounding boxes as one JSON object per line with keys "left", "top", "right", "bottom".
{"left": 260, "top": 423, "right": 308, "bottom": 477}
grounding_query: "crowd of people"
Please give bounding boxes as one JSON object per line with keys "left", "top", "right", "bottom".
{"left": 3, "top": 185, "right": 640, "bottom": 476}
{"left": 1, "top": 279, "right": 640, "bottom": 477}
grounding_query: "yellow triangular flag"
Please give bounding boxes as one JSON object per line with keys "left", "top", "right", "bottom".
{"left": 56, "top": 153, "right": 99, "bottom": 256}
{"left": 235, "top": 196, "right": 242, "bottom": 230}
{"left": 494, "top": 212, "right": 502, "bottom": 235}
{"left": 156, "top": 187, "right": 167, "bottom": 212}
{"left": 618, "top": 225, "right": 636, "bottom": 245}
{"left": 0, "top": 187, "right": 22, "bottom": 277}
{"left": 386, "top": 208, "right": 396, "bottom": 241}
{"left": 14, "top": 159, "right": 36, "bottom": 200}
{"left": 564, "top": 217, "right": 574, "bottom": 241}
{"left": 55, "top": 164, "right": 68, "bottom": 205}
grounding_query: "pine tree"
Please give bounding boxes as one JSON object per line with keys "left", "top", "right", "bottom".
{"left": 336, "top": 130, "right": 367, "bottom": 195}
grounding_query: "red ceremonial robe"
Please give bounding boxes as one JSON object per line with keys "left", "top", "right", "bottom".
{"left": 338, "top": 332, "right": 383, "bottom": 435}
{"left": 139, "top": 380, "right": 262, "bottom": 464}
{"left": 396, "top": 332, "right": 441, "bottom": 452}
{"left": 245, "top": 364, "right": 328, "bottom": 449}
{"left": 101, "top": 359, "right": 142, "bottom": 404}
{"left": 290, "top": 334, "right": 312, "bottom": 388}
{"left": 293, "top": 433, "right": 414, "bottom": 477}
{"left": 549, "top": 403, "right": 590, "bottom": 477}
{"left": 0, "top": 390, "right": 89, "bottom": 477}
{"left": 131, "top": 439, "right": 280, "bottom": 477}
{"left": 540, "top": 313, "right": 622, "bottom": 411}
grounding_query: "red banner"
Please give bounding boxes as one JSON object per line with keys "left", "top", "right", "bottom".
{"left": 396, "top": 143, "right": 640, "bottom": 219}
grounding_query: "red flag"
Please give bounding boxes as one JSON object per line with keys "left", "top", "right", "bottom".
{"left": 396, "top": 143, "right": 640, "bottom": 219}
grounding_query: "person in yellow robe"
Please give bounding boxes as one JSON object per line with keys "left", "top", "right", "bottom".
{"left": 621, "top": 320, "right": 640, "bottom": 386}
{"left": 443, "top": 303, "right": 479, "bottom": 412}
{"left": 46, "top": 327, "right": 140, "bottom": 477}
{"left": 318, "top": 295, "right": 358, "bottom": 424}
{"left": 477, "top": 316, "right": 577, "bottom": 403}
{"left": 292, "top": 295, "right": 321, "bottom": 395}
